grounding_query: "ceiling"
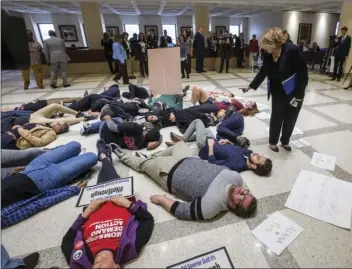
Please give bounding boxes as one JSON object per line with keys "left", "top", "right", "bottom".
{"left": 1, "top": 0, "right": 342, "bottom": 17}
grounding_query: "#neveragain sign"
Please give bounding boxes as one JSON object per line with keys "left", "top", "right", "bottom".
{"left": 167, "top": 247, "right": 234, "bottom": 269}
{"left": 76, "top": 177, "right": 134, "bottom": 207}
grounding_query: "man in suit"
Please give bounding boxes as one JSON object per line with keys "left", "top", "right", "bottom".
{"left": 332, "top": 26, "right": 351, "bottom": 82}
{"left": 193, "top": 25, "right": 206, "bottom": 73}
{"left": 43, "top": 30, "right": 70, "bottom": 89}
{"left": 235, "top": 33, "right": 245, "bottom": 68}
{"left": 160, "top": 30, "right": 172, "bottom": 48}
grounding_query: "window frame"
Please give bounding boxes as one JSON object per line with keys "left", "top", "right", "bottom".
{"left": 162, "top": 24, "right": 177, "bottom": 44}
{"left": 229, "top": 25, "right": 240, "bottom": 37}
{"left": 123, "top": 24, "right": 140, "bottom": 38}
{"left": 37, "top": 23, "right": 55, "bottom": 42}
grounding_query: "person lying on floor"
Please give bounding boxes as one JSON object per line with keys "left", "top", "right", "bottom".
{"left": 123, "top": 84, "right": 149, "bottom": 99}
{"left": 99, "top": 110, "right": 162, "bottom": 150}
{"left": 1, "top": 148, "right": 47, "bottom": 180}
{"left": 1, "top": 85, "right": 120, "bottom": 113}
{"left": 1, "top": 245, "right": 40, "bottom": 269}
{"left": 216, "top": 107, "right": 246, "bottom": 143}
{"left": 191, "top": 86, "right": 259, "bottom": 116}
{"left": 1, "top": 121, "right": 69, "bottom": 150}
{"left": 61, "top": 139, "right": 154, "bottom": 269}
{"left": 111, "top": 142, "right": 258, "bottom": 221}
{"left": 167, "top": 119, "right": 272, "bottom": 176}
{"left": 1, "top": 141, "right": 97, "bottom": 209}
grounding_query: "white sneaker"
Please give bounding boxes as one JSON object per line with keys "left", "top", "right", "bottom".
{"left": 80, "top": 122, "right": 89, "bottom": 135}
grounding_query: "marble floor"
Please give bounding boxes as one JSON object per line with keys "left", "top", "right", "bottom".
{"left": 1, "top": 68, "right": 352, "bottom": 268}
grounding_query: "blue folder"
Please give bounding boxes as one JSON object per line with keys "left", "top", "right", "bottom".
{"left": 267, "top": 73, "right": 296, "bottom": 95}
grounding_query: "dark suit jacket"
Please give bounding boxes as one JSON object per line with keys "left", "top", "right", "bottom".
{"left": 193, "top": 32, "right": 205, "bottom": 56}
{"left": 249, "top": 42, "right": 308, "bottom": 100}
{"left": 335, "top": 35, "right": 351, "bottom": 59}
{"left": 160, "top": 35, "right": 172, "bottom": 48}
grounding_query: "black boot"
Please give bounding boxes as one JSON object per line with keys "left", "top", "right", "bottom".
{"left": 17, "top": 252, "right": 40, "bottom": 269}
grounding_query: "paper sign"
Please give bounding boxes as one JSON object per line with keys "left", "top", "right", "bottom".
{"left": 76, "top": 177, "right": 134, "bottom": 207}
{"left": 310, "top": 152, "right": 336, "bottom": 171}
{"left": 167, "top": 247, "right": 234, "bottom": 269}
{"left": 290, "top": 139, "right": 311, "bottom": 148}
{"left": 257, "top": 103, "right": 269, "bottom": 110}
{"left": 291, "top": 127, "right": 304, "bottom": 135}
{"left": 285, "top": 170, "right": 352, "bottom": 229}
{"left": 255, "top": 112, "right": 271, "bottom": 120}
{"left": 252, "top": 211, "right": 303, "bottom": 255}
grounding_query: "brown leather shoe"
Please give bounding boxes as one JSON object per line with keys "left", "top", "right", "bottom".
{"left": 170, "top": 132, "right": 183, "bottom": 142}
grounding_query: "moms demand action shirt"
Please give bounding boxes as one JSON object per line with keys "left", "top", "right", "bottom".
{"left": 83, "top": 201, "right": 131, "bottom": 257}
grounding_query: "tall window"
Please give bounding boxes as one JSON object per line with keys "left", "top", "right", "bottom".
{"left": 124, "top": 24, "right": 140, "bottom": 39}
{"left": 37, "top": 23, "right": 55, "bottom": 41}
{"left": 162, "top": 24, "right": 176, "bottom": 44}
{"left": 230, "top": 25, "right": 239, "bottom": 36}
{"left": 335, "top": 21, "right": 340, "bottom": 35}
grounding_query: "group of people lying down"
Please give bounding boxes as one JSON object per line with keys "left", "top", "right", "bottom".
{"left": 1, "top": 84, "right": 272, "bottom": 269}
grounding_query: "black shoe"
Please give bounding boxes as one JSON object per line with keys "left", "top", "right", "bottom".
{"left": 181, "top": 75, "right": 185, "bottom": 79}
{"left": 142, "top": 75, "right": 146, "bottom": 77}
{"left": 84, "top": 115, "right": 98, "bottom": 121}
{"left": 187, "top": 75, "right": 190, "bottom": 79}
{"left": 170, "top": 132, "right": 183, "bottom": 142}
{"left": 50, "top": 84, "right": 58, "bottom": 89}
{"left": 110, "top": 143, "right": 123, "bottom": 157}
{"left": 131, "top": 75, "right": 137, "bottom": 79}
{"left": 196, "top": 71, "right": 202, "bottom": 73}
{"left": 201, "top": 70, "right": 206, "bottom": 72}
{"left": 76, "top": 112, "right": 85, "bottom": 118}
{"left": 343, "top": 85, "right": 352, "bottom": 90}
{"left": 337, "top": 78, "right": 341, "bottom": 82}
{"left": 21, "top": 252, "right": 40, "bottom": 269}
{"left": 270, "top": 145, "right": 279, "bottom": 152}
{"left": 182, "top": 85, "right": 190, "bottom": 94}
{"left": 63, "top": 84, "right": 71, "bottom": 88}
{"left": 217, "top": 71, "right": 222, "bottom": 73}
{"left": 281, "top": 144, "right": 292, "bottom": 152}
{"left": 226, "top": 70, "right": 229, "bottom": 73}
{"left": 330, "top": 77, "right": 336, "bottom": 81}
{"left": 83, "top": 90, "right": 89, "bottom": 97}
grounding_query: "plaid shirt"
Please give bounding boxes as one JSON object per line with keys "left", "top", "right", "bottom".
{"left": 1, "top": 186, "right": 79, "bottom": 228}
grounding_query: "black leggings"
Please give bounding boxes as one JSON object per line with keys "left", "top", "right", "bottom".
{"left": 123, "top": 84, "right": 149, "bottom": 99}
{"left": 97, "top": 158, "right": 121, "bottom": 184}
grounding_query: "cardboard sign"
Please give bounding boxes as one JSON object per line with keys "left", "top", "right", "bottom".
{"left": 255, "top": 112, "right": 271, "bottom": 120}
{"left": 76, "top": 177, "right": 134, "bottom": 207}
{"left": 310, "top": 152, "right": 336, "bottom": 171}
{"left": 167, "top": 247, "right": 234, "bottom": 269}
{"left": 252, "top": 211, "right": 303, "bottom": 255}
{"left": 285, "top": 170, "right": 352, "bottom": 229}
{"left": 290, "top": 139, "right": 311, "bottom": 148}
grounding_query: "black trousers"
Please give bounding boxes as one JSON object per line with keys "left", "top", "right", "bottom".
{"left": 333, "top": 56, "right": 345, "bottom": 79}
{"left": 187, "top": 54, "right": 192, "bottom": 74}
{"left": 219, "top": 51, "right": 231, "bottom": 72}
{"left": 105, "top": 54, "right": 118, "bottom": 74}
{"left": 181, "top": 59, "right": 189, "bottom": 77}
{"left": 237, "top": 49, "right": 244, "bottom": 67}
{"left": 139, "top": 53, "right": 148, "bottom": 76}
{"left": 97, "top": 158, "right": 121, "bottom": 184}
{"left": 196, "top": 53, "right": 204, "bottom": 72}
{"left": 269, "top": 93, "right": 303, "bottom": 145}
{"left": 122, "top": 84, "right": 149, "bottom": 99}
{"left": 113, "top": 60, "right": 129, "bottom": 84}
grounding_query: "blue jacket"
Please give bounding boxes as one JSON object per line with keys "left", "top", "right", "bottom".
{"left": 113, "top": 42, "right": 127, "bottom": 63}
{"left": 216, "top": 113, "right": 244, "bottom": 142}
{"left": 1, "top": 186, "right": 79, "bottom": 228}
{"left": 199, "top": 141, "right": 251, "bottom": 172}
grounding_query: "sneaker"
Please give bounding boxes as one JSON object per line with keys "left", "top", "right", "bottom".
{"left": 50, "top": 84, "right": 58, "bottom": 89}
{"left": 22, "top": 252, "right": 40, "bottom": 269}
{"left": 63, "top": 84, "right": 71, "bottom": 88}
{"left": 80, "top": 122, "right": 89, "bottom": 135}
{"left": 96, "top": 139, "right": 107, "bottom": 161}
{"left": 182, "top": 85, "right": 190, "bottom": 95}
{"left": 135, "top": 151, "right": 149, "bottom": 158}
{"left": 170, "top": 132, "right": 183, "bottom": 142}
{"left": 110, "top": 143, "right": 124, "bottom": 157}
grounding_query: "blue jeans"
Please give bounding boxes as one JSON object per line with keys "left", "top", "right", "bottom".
{"left": 20, "top": 141, "right": 97, "bottom": 192}
{"left": 1, "top": 245, "right": 24, "bottom": 268}
{"left": 1, "top": 110, "right": 31, "bottom": 119}
{"left": 83, "top": 117, "right": 123, "bottom": 135}
{"left": 100, "top": 85, "right": 120, "bottom": 99}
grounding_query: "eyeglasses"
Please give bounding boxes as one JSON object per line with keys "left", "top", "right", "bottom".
{"left": 235, "top": 189, "right": 250, "bottom": 207}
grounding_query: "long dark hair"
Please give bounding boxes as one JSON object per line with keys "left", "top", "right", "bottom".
{"left": 138, "top": 32, "right": 146, "bottom": 42}
{"left": 182, "top": 29, "right": 189, "bottom": 39}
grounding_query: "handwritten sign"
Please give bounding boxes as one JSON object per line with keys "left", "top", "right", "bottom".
{"left": 252, "top": 211, "right": 303, "bottom": 255}
{"left": 255, "top": 112, "right": 271, "bottom": 120}
{"left": 310, "top": 152, "right": 336, "bottom": 171}
{"left": 76, "top": 177, "right": 134, "bottom": 207}
{"left": 167, "top": 247, "right": 234, "bottom": 269}
{"left": 285, "top": 170, "right": 352, "bottom": 229}
{"left": 290, "top": 139, "right": 311, "bottom": 148}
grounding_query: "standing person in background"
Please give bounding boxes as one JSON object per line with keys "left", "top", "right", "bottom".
{"left": 249, "top": 34, "right": 259, "bottom": 70}
{"left": 218, "top": 30, "right": 232, "bottom": 73}
{"left": 21, "top": 30, "right": 44, "bottom": 90}
{"left": 147, "top": 30, "right": 158, "bottom": 49}
{"left": 282, "top": 30, "right": 293, "bottom": 44}
{"left": 178, "top": 34, "right": 190, "bottom": 79}
{"left": 137, "top": 32, "right": 148, "bottom": 77}
{"left": 182, "top": 29, "right": 192, "bottom": 74}
{"left": 112, "top": 35, "right": 129, "bottom": 85}
{"left": 331, "top": 26, "right": 351, "bottom": 82}
{"left": 43, "top": 30, "right": 71, "bottom": 89}
{"left": 239, "top": 33, "right": 245, "bottom": 67}
{"left": 101, "top": 32, "right": 118, "bottom": 74}
{"left": 121, "top": 32, "right": 136, "bottom": 80}
{"left": 311, "top": 42, "right": 320, "bottom": 52}
{"left": 234, "top": 34, "right": 243, "bottom": 68}
{"left": 193, "top": 25, "right": 206, "bottom": 73}
{"left": 160, "top": 29, "right": 172, "bottom": 48}
{"left": 130, "top": 33, "right": 139, "bottom": 79}
{"left": 242, "top": 27, "right": 308, "bottom": 153}
{"left": 207, "top": 32, "right": 218, "bottom": 71}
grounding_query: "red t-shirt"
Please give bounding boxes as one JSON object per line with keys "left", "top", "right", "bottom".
{"left": 83, "top": 201, "right": 132, "bottom": 257}
{"left": 249, "top": 39, "right": 259, "bottom": 53}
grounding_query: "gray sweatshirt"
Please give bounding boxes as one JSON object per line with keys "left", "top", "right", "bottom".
{"left": 170, "top": 158, "right": 243, "bottom": 220}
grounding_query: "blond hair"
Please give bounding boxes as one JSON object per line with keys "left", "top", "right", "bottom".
{"left": 113, "top": 34, "right": 122, "bottom": 43}
{"left": 259, "top": 27, "right": 285, "bottom": 50}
